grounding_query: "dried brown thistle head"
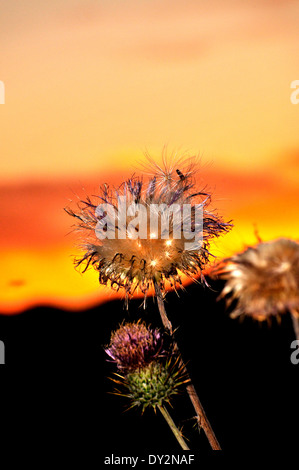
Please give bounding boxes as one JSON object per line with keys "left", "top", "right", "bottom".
{"left": 65, "top": 156, "right": 231, "bottom": 302}
{"left": 213, "top": 238, "right": 299, "bottom": 321}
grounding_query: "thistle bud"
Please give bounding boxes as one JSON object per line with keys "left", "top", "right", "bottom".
{"left": 125, "top": 360, "right": 185, "bottom": 411}
{"left": 106, "top": 321, "right": 186, "bottom": 410}
{"left": 105, "top": 321, "right": 164, "bottom": 372}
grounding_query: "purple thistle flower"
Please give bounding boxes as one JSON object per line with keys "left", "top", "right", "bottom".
{"left": 105, "top": 321, "right": 164, "bottom": 372}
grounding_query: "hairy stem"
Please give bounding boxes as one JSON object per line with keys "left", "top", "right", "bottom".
{"left": 158, "top": 405, "right": 190, "bottom": 451}
{"left": 154, "top": 281, "right": 221, "bottom": 450}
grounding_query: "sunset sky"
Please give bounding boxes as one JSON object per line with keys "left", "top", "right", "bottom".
{"left": 1, "top": 0, "right": 299, "bottom": 313}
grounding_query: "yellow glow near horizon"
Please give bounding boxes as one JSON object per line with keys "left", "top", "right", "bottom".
{"left": 0, "top": 0, "right": 299, "bottom": 314}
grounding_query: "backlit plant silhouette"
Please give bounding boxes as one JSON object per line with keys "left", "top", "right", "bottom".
{"left": 105, "top": 321, "right": 190, "bottom": 450}
{"left": 65, "top": 153, "right": 232, "bottom": 450}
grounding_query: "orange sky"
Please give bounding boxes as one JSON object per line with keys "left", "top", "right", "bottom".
{"left": 0, "top": 0, "right": 299, "bottom": 314}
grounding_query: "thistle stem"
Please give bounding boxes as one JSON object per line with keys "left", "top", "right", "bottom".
{"left": 154, "top": 281, "right": 221, "bottom": 451}
{"left": 291, "top": 312, "right": 299, "bottom": 341}
{"left": 158, "top": 404, "right": 190, "bottom": 450}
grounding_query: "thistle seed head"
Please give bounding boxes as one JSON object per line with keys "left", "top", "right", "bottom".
{"left": 214, "top": 238, "right": 299, "bottom": 320}
{"left": 105, "top": 321, "right": 164, "bottom": 372}
{"left": 65, "top": 156, "right": 231, "bottom": 299}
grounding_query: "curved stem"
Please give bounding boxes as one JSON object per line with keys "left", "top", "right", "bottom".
{"left": 158, "top": 405, "right": 190, "bottom": 450}
{"left": 154, "top": 280, "right": 221, "bottom": 450}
